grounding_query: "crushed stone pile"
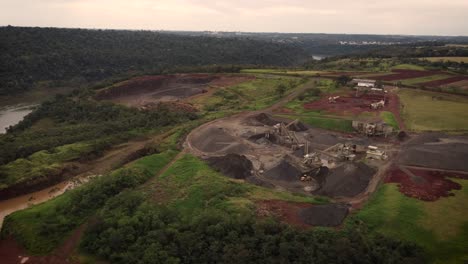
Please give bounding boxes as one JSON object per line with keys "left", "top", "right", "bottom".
{"left": 264, "top": 160, "right": 302, "bottom": 181}
{"left": 315, "top": 162, "right": 375, "bottom": 197}
{"left": 207, "top": 154, "right": 253, "bottom": 179}
{"left": 252, "top": 113, "right": 308, "bottom": 132}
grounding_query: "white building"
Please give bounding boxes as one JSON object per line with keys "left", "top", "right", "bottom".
{"left": 353, "top": 79, "right": 376, "bottom": 88}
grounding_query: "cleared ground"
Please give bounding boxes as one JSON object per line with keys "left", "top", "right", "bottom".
{"left": 96, "top": 74, "right": 254, "bottom": 108}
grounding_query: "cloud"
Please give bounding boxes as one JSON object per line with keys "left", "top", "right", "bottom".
{"left": 0, "top": 0, "right": 467, "bottom": 35}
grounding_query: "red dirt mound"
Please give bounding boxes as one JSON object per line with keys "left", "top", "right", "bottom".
{"left": 385, "top": 166, "right": 468, "bottom": 201}
{"left": 256, "top": 200, "right": 313, "bottom": 228}
{"left": 373, "top": 69, "right": 441, "bottom": 81}
{"left": 419, "top": 76, "right": 468, "bottom": 87}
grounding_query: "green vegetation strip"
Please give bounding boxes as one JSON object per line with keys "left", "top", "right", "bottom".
{"left": 380, "top": 111, "right": 399, "bottom": 130}
{"left": 350, "top": 180, "right": 468, "bottom": 264}
{"left": 401, "top": 74, "right": 452, "bottom": 86}
{"left": 78, "top": 154, "right": 425, "bottom": 263}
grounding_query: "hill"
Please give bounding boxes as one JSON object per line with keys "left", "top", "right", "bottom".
{"left": 0, "top": 26, "right": 308, "bottom": 95}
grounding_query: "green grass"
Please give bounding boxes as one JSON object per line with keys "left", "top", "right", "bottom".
{"left": 392, "top": 64, "right": 426, "bottom": 71}
{"left": 422, "top": 57, "right": 468, "bottom": 63}
{"left": 399, "top": 88, "right": 468, "bottom": 131}
{"left": 380, "top": 111, "right": 399, "bottom": 130}
{"left": 191, "top": 75, "right": 304, "bottom": 113}
{"left": 146, "top": 154, "right": 324, "bottom": 218}
{"left": 351, "top": 180, "right": 468, "bottom": 264}
{"left": 401, "top": 74, "right": 452, "bottom": 86}
{"left": 0, "top": 142, "right": 95, "bottom": 189}
{"left": 241, "top": 69, "right": 326, "bottom": 76}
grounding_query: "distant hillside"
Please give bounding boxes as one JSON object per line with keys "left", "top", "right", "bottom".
{"left": 0, "top": 26, "right": 308, "bottom": 95}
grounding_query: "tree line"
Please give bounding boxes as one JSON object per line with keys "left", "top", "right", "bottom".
{"left": 0, "top": 26, "right": 308, "bottom": 95}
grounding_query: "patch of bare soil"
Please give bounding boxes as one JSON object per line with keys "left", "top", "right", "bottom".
{"left": 298, "top": 203, "right": 349, "bottom": 227}
{"left": 256, "top": 200, "right": 313, "bottom": 228}
{"left": 385, "top": 166, "right": 468, "bottom": 201}
{"left": 399, "top": 133, "right": 468, "bottom": 172}
{"left": 264, "top": 160, "right": 302, "bottom": 181}
{"left": 207, "top": 154, "right": 253, "bottom": 179}
{"left": 96, "top": 74, "right": 254, "bottom": 107}
{"left": 315, "top": 162, "right": 375, "bottom": 198}
{"left": 0, "top": 224, "right": 86, "bottom": 264}
{"left": 256, "top": 200, "right": 349, "bottom": 228}
{"left": 190, "top": 126, "right": 249, "bottom": 154}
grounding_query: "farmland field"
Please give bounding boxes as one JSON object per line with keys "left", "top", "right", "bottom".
{"left": 399, "top": 89, "right": 468, "bottom": 131}
{"left": 422, "top": 57, "right": 468, "bottom": 63}
{"left": 401, "top": 74, "right": 452, "bottom": 86}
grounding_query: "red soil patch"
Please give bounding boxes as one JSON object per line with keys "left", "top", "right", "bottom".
{"left": 419, "top": 76, "right": 468, "bottom": 87}
{"left": 0, "top": 224, "right": 86, "bottom": 264}
{"left": 302, "top": 91, "right": 405, "bottom": 129}
{"left": 385, "top": 166, "right": 468, "bottom": 201}
{"left": 303, "top": 91, "right": 387, "bottom": 115}
{"left": 256, "top": 200, "right": 312, "bottom": 229}
{"left": 373, "top": 69, "right": 442, "bottom": 81}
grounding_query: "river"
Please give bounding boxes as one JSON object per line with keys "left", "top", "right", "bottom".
{"left": 0, "top": 175, "right": 96, "bottom": 228}
{"left": 0, "top": 104, "right": 36, "bottom": 134}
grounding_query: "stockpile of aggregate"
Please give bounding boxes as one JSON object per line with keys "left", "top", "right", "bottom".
{"left": 315, "top": 162, "right": 375, "bottom": 197}
{"left": 264, "top": 160, "right": 302, "bottom": 181}
{"left": 207, "top": 154, "right": 253, "bottom": 179}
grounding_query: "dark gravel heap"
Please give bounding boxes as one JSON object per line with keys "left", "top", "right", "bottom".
{"left": 298, "top": 203, "right": 349, "bottom": 227}
{"left": 315, "top": 162, "right": 375, "bottom": 197}
{"left": 207, "top": 154, "right": 253, "bottom": 179}
{"left": 264, "top": 160, "right": 302, "bottom": 181}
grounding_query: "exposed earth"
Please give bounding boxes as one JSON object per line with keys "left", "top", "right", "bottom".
{"left": 95, "top": 74, "right": 254, "bottom": 108}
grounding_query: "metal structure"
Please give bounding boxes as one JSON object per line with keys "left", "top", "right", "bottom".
{"left": 352, "top": 121, "right": 394, "bottom": 137}
{"left": 366, "top": 145, "right": 388, "bottom": 160}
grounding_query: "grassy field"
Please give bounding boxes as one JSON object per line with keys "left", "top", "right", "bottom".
{"left": 392, "top": 64, "right": 427, "bottom": 71}
{"left": 399, "top": 88, "right": 468, "bottom": 131}
{"left": 380, "top": 111, "right": 399, "bottom": 130}
{"left": 351, "top": 180, "right": 468, "bottom": 264}
{"left": 241, "top": 69, "right": 326, "bottom": 76}
{"left": 401, "top": 74, "right": 452, "bottom": 86}
{"left": 0, "top": 142, "right": 95, "bottom": 190}
{"left": 422, "top": 57, "right": 468, "bottom": 63}
{"left": 191, "top": 75, "right": 305, "bottom": 112}
{"left": 144, "top": 154, "right": 325, "bottom": 218}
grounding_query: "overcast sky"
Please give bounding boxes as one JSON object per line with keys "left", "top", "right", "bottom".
{"left": 1, "top": 0, "right": 467, "bottom": 36}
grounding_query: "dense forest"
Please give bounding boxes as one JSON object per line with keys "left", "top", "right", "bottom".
{"left": 80, "top": 191, "right": 426, "bottom": 264}
{"left": 0, "top": 26, "right": 308, "bottom": 95}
